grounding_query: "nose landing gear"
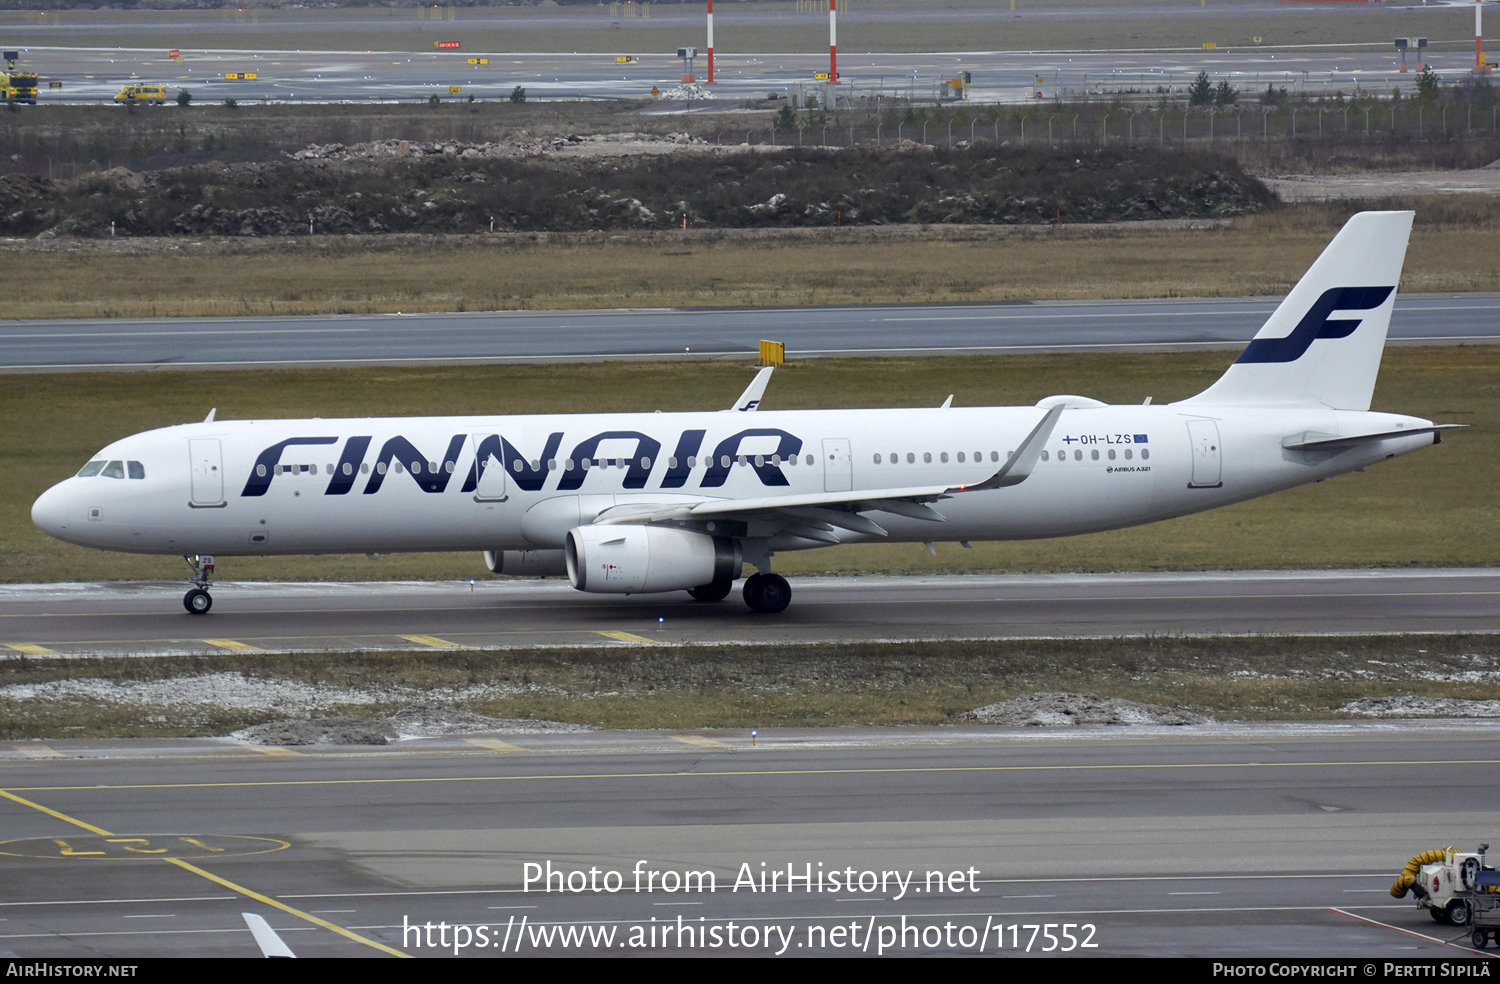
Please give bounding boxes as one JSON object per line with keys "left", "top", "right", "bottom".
{"left": 183, "top": 554, "right": 215, "bottom": 615}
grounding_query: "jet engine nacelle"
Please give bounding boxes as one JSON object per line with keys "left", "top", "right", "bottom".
{"left": 483, "top": 549, "right": 568, "bottom": 577}
{"left": 564, "top": 525, "right": 741, "bottom": 594}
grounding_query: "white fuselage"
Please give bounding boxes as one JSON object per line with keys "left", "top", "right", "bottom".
{"left": 31, "top": 403, "right": 1437, "bottom": 559}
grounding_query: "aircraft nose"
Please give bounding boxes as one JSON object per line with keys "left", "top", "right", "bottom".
{"left": 31, "top": 482, "right": 75, "bottom": 539}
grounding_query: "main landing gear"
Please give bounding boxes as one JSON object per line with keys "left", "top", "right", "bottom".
{"left": 742, "top": 572, "right": 791, "bottom": 614}
{"left": 183, "top": 554, "right": 214, "bottom": 615}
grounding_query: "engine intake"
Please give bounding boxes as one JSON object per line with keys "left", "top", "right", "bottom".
{"left": 565, "top": 525, "right": 740, "bottom": 594}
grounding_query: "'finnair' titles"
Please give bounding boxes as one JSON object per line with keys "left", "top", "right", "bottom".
{"left": 32, "top": 211, "right": 1455, "bottom": 614}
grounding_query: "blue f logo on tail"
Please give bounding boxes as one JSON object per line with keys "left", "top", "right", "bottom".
{"left": 1236, "top": 286, "right": 1395, "bottom": 364}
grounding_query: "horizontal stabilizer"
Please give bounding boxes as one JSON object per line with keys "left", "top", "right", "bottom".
{"left": 1281, "top": 425, "right": 1464, "bottom": 451}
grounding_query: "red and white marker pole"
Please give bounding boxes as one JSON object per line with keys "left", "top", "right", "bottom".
{"left": 1478, "top": 0, "right": 1487, "bottom": 72}
{"left": 706, "top": 0, "right": 715, "bottom": 83}
{"left": 828, "top": 0, "right": 839, "bottom": 84}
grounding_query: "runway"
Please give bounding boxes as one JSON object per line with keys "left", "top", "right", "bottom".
{"left": 2, "top": 721, "right": 1499, "bottom": 957}
{"left": 3, "top": 569, "right": 1497, "bottom": 657}
{"left": 4, "top": 294, "right": 1497, "bottom": 372}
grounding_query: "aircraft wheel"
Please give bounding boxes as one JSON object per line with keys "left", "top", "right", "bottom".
{"left": 184, "top": 588, "right": 212, "bottom": 615}
{"left": 688, "top": 577, "right": 733, "bottom": 602}
{"left": 742, "top": 573, "right": 791, "bottom": 614}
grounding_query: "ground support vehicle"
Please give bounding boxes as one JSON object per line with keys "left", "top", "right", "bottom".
{"left": 114, "top": 84, "right": 167, "bottom": 105}
{"left": 1390, "top": 844, "right": 1497, "bottom": 929}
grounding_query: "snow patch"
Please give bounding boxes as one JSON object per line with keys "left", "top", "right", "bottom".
{"left": 1340, "top": 696, "right": 1500, "bottom": 718}
{"left": 964, "top": 692, "right": 1208, "bottom": 727}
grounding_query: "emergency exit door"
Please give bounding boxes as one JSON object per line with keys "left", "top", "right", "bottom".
{"left": 822, "top": 438, "right": 852, "bottom": 492}
{"left": 188, "top": 439, "right": 224, "bottom": 505}
{"left": 1186, "top": 419, "right": 1223, "bottom": 488}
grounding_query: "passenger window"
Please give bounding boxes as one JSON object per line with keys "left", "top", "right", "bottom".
{"left": 1108, "top": 449, "right": 1116, "bottom": 460}
{"left": 940, "top": 452, "right": 949, "bottom": 463}
{"left": 547, "top": 459, "right": 557, "bottom": 471}
{"left": 753, "top": 455, "right": 763, "bottom": 467}
{"left": 1141, "top": 449, "right": 1150, "bottom": 460}
{"left": 256, "top": 464, "right": 268, "bottom": 478}
{"left": 771, "top": 455, "right": 781, "bottom": 465}
{"left": 377, "top": 461, "right": 389, "bottom": 474}
{"left": 77, "top": 460, "right": 106, "bottom": 478}
{"left": 102, "top": 460, "right": 125, "bottom": 479}
{"left": 873, "top": 453, "right": 882, "bottom": 464}
{"left": 1041, "top": 451, "right": 1049, "bottom": 461}
{"left": 360, "top": 462, "right": 369, "bottom": 474}
{"left": 1074, "top": 450, "right": 1083, "bottom": 461}
{"left": 991, "top": 451, "right": 1000, "bottom": 462}
{"left": 805, "top": 454, "right": 814, "bottom": 465}
{"left": 906, "top": 452, "right": 915, "bottom": 464}
{"left": 309, "top": 464, "right": 319, "bottom": 475}
{"left": 1091, "top": 449, "right": 1099, "bottom": 461}
{"left": 1124, "top": 449, "right": 1133, "bottom": 460}
{"left": 923, "top": 452, "right": 932, "bottom": 464}
{"left": 128, "top": 461, "right": 146, "bottom": 479}
{"left": 669, "top": 457, "right": 679, "bottom": 469}
{"left": 412, "top": 461, "right": 424, "bottom": 474}
{"left": 957, "top": 452, "right": 965, "bottom": 463}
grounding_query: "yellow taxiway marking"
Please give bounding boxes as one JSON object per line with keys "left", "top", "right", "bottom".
{"left": 462, "top": 738, "right": 528, "bottom": 754}
{"left": 11, "top": 745, "right": 65, "bottom": 759}
{"left": 671, "top": 736, "right": 727, "bottom": 749}
{"left": 9, "top": 759, "right": 1500, "bottom": 794}
{"left": 4, "top": 644, "right": 55, "bottom": 655}
{"left": 593, "top": 630, "right": 657, "bottom": 644}
{"left": 398, "top": 634, "right": 465, "bottom": 649}
{"left": 203, "top": 639, "right": 261, "bottom": 652}
{"left": 0, "top": 789, "right": 407, "bottom": 957}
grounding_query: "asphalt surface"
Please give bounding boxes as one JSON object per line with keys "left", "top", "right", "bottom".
{"left": 5, "top": 20, "right": 1478, "bottom": 106}
{"left": 3, "top": 569, "right": 1496, "bottom": 656}
{"left": 3, "top": 722, "right": 1499, "bottom": 957}
{"left": 4, "top": 294, "right": 1497, "bottom": 372}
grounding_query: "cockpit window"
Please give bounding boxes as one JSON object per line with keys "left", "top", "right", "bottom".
{"left": 101, "top": 460, "right": 126, "bottom": 479}
{"left": 76, "top": 460, "right": 106, "bottom": 478}
{"left": 127, "top": 461, "right": 146, "bottom": 480}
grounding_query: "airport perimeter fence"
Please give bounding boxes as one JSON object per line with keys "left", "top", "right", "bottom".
{"left": 731, "top": 84, "right": 1500, "bottom": 172}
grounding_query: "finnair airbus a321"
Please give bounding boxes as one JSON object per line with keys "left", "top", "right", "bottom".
{"left": 32, "top": 211, "right": 1455, "bottom": 615}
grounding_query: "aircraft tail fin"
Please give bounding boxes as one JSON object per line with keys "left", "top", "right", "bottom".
{"left": 1178, "top": 210, "right": 1414, "bottom": 411}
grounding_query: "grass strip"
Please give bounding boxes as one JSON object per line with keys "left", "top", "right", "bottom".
{"left": 1, "top": 199, "right": 1496, "bottom": 319}
{"left": 3, "top": 634, "right": 1497, "bottom": 738}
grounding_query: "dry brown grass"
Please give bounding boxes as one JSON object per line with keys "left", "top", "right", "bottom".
{"left": 1, "top": 200, "right": 1496, "bottom": 319}
{"left": 3, "top": 634, "right": 1497, "bottom": 737}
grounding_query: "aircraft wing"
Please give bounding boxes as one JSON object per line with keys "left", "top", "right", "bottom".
{"left": 725, "top": 367, "right": 774, "bottom": 412}
{"left": 590, "top": 405, "right": 1065, "bottom": 540}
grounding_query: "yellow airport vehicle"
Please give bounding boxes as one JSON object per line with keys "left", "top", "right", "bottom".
{"left": 2, "top": 51, "right": 37, "bottom": 104}
{"left": 2, "top": 71, "right": 38, "bottom": 104}
{"left": 114, "top": 84, "right": 167, "bottom": 105}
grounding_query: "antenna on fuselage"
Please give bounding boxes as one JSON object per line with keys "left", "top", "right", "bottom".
{"left": 203, "top": 408, "right": 217, "bottom": 423}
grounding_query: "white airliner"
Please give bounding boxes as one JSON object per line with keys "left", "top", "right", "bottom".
{"left": 32, "top": 211, "right": 1454, "bottom": 615}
